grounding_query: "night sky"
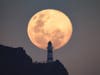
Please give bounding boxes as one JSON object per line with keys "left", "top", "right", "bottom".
{"left": 0, "top": 0, "right": 100, "bottom": 75}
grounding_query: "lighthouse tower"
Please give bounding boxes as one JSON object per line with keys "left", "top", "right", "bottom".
{"left": 47, "top": 41, "right": 53, "bottom": 62}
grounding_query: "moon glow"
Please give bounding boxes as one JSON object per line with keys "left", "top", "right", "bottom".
{"left": 27, "top": 9, "right": 72, "bottom": 50}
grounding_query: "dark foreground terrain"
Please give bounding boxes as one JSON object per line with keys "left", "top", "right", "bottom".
{"left": 0, "top": 45, "right": 68, "bottom": 75}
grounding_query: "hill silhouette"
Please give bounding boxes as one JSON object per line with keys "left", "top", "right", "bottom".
{"left": 0, "top": 45, "right": 69, "bottom": 75}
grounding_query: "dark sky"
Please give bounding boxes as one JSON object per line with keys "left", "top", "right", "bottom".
{"left": 0, "top": 0, "right": 100, "bottom": 75}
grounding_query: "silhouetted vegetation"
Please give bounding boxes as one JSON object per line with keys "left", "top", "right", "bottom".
{"left": 0, "top": 45, "right": 68, "bottom": 75}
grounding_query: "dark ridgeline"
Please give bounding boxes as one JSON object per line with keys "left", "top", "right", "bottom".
{"left": 0, "top": 45, "right": 69, "bottom": 75}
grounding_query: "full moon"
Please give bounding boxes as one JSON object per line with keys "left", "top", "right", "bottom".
{"left": 27, "top": 9, "right": 72, "bottom": 50}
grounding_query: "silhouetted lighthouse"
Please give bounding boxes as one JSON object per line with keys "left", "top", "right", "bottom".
{"left": 47, "top": 41, "right": 53, "bottom": 62}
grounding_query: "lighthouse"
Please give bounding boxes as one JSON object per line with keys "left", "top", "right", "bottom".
{"left": 47, "top": 41, "right": 53, "bottom": 62}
